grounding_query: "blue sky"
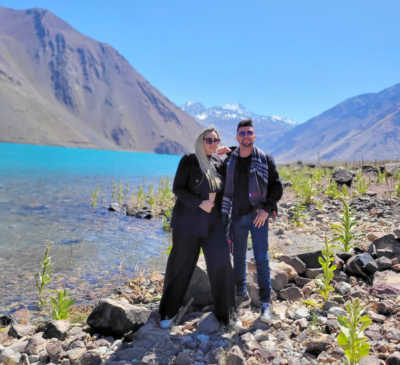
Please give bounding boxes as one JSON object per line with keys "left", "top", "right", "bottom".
{"left": 1, "top": 0, "right": 399, "bottom": 122}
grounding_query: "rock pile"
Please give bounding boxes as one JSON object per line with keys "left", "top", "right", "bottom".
{"left": 2, "top": 230, "right": 400, "bottom": 365}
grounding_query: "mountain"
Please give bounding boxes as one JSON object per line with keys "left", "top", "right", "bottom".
{"left": 0, "top": 6, "right": 202, "bottom": 154}
{"left": 271, "top": 84, "right": 400, "bottom": 162}
{"left": 181, "top": 102, "right": 298, "bottom": 151}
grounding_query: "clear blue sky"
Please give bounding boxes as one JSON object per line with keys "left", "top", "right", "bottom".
{"left": 1, "top": 0, "right": 399, "bottom": 122}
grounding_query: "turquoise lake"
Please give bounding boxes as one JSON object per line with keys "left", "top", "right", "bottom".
{"left": 0, "top": 143, "right": 182, "bottom": 318}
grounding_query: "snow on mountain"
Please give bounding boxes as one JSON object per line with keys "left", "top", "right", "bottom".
{"left": 181, "top": 101, "right": 298, "bottom": 152}
{"left": 181, "top": 102, "right": 297, "bottom": 127}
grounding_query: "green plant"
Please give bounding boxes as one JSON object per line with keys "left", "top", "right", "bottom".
{"left": 337, "top": 298, "right": 371, "bottom": 365}
{"left": 125, "top": 183, "right": 130, "bottom": 202}
{"left": 316, "top": 200, "right": 323, "bottom": 211}
{"left": 331, "top": 196, "right": 366, "bottom": 252}
{"left": 353, "top": 177, "right": 369, "bottom": 196}
{"left": 90, "top": 186, "right": 100, "bottom": 207}
{"left": 118, "top": 181, "right": 123, "bottom": 205}
{"left": 50, "top": 288, "right": 76, "bottom": 320}
{"left": 101, "top": 189, "right": 106, "bottom": 205}
{"left": 137, "top": 184, "right": 145, "bottom": 207}
{"left": 376, "top": 171, "right": 385, "bottom": 184}
{"left": 35, "top": 243, "right": 53, "bottom": 306}
{"left": 291, "top": 200, "right": 306, "bottom": 227}
{"left": 163, "top": 206, "right": 173, "bottom": 232}
{"left": 326, "top": 179, "right": 339, "bottom": 199}
{"left": 341, "top": 184, "right": 349, "bottom": 197}
{"left": 314, "top": 237, "right": 336, "bottom": 302}
{"left": 111, "top": 179, "right": 117, "bottom": 200}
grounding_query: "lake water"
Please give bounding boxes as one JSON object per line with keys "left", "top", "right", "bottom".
{"left": 0, "top": 143, "right": 182, "bottom": 318}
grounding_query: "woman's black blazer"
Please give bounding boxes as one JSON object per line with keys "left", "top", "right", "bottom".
{"left": 170, "top": 154, "right": 224, "bottom": 237}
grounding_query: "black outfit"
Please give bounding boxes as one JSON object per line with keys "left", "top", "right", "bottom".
{"left": 159, "top": 154, "right": 235, "bottom": 325}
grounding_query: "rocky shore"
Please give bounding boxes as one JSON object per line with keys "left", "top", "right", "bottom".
{"left": 1, "top": 163, "right": 400, "bottom": 365}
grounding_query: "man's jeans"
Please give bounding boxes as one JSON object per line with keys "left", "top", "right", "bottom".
{"left": 232, "top": 211, "right": 272, "bottom": 303}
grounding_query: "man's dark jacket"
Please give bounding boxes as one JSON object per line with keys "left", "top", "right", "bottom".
{"left": 171, "top": 154, "right": 224, "bottom": 237}
{"left": 224, "top": 146, "right": 283, "bottom": 216}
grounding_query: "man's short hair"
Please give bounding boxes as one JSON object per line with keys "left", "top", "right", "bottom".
{"left": 237, "top": 119, "right": 253, "bottom": 132}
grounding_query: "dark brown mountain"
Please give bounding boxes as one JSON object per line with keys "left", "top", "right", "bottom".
{"left": 272, "top": 84, "right": 400, "bottom": 162}
{"left": 0, "top": 6, "right": 202, "bottom": 154}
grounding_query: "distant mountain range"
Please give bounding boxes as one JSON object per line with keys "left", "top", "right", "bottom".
{"left": 181, "top": 102, "right": 298, "bottom": 150}
{"left": 0, "top": 5, "right": 201, "bottom": 154}
{"left": 271, "top": 84, "right": 400, "bottom": 162}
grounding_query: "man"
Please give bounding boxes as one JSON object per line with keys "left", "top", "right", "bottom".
{"left": 221, "top": 119, "right": 283, "bottom": 322}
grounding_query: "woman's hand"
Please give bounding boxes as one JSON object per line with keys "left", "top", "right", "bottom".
{"left": 216, "top": 145, "right": 232, "bottom": 155}
{"left": 199, "top": 200, "right": 214, "bottom": 213}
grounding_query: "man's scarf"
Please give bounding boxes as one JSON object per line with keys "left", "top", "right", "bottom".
{"left": 222, "top": 145, "right": 269, "bottom": 243}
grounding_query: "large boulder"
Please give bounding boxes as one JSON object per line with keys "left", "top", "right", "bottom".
{"left": 385, "top": 163, "right": 400, "bottom": 177}
{"left": 44, "top": 320, "right": 71, "bottom": 341}
{"left": 197, "top": 312, "right": 221, "bottom": 335}
{"left": 368, "top": 234, "right": 400, "bottom": 259}
{"left": 371, "top": 270, "right": 400, "bottom": 295}
{"left": 279, "top": 255, "right": 306, "bottom": 274}
{"left": 332, "top": 170, "right": 353, "bottom": 187}
{"left": 87, "top": 298, "right": 151, "bottom": 338}
{"left": 345, "top": 253, "right": 376, "bottom": 281}
{"left": 184, "top": 256, "right": 213, "bottom": 307}
{"left": 9, "top": 324, "right": 36, "bottom": 339}
{"left": 293, "top": 251, "right": 322, "bottom": 269}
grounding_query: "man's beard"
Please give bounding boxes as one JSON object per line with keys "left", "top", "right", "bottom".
{"left": 240, "top": 139, "right": 254, "bottom": 148}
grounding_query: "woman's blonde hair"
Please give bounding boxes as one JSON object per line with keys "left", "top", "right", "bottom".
{"left": 195, "top": 126, "right": 221, "bottom": 192}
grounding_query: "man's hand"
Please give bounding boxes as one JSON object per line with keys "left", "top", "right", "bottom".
{"left": 254, "top": 209, "right": 269, "bottom": 228}
{"left": 216, "top": 145, "right": 232, "bottom": 155}
{"left": 200, "top": 200, "right": 214, "bottom": 213}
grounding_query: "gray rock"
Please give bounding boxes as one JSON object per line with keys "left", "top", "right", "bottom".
{"left": 304, "top": 334, "right": 334, "bottom": 354}
{"left": 292, "top": 250, "right": 322, "bottom": 269}
{"left": 226, "top": 346, "right": 246, "bottom": 365}
{"left": 345, "top": 253, "right": 375, "bottom": 281}
{"left": 334, "top": 281, "right": 351, "bottom": 295}
{"left": 332, "top": 169, "right": 353, "bottom": 187}
{"left": 197, "top": 312, "right": 221, "bottom": 335}
{"left": 9, "top": 324, "right": 36, "bottom": 339}
{"left": 4, "top": 352, "right": 22, "bottom": 365}
{"left": 28, "top": 354, "right": 40, "bottom": 363}
{"left": 1, "top": 348, "right": 14, "bottom": 363}
{"left": 240, "top": 333, "right": 260, "bottom": 350}
{"left": 184, "top": 255, "right": 213, "bottom": 307}
{"left": 293, "top": 308, "right": 310, "bottom": 320}
{"left": 271, "top": 270, "right": 288, "bottom": 291}
{"left": 328, "top": 307, "right": 347, "bottom": 317}
{"left": 305, "top": 268, "right": 323, "bottom": 279}
{"left": 279, "top": 287, "right": 304, "bottom": 301}
{"left": 47, "top": 341, "right": 64, "bottom": 363}
{"left": 280, "top": 255, "right": 307, "bottom": 274}
{"left": 376, "top": 256, "right": 392, "bottom": 270}
{"left": 175, "top": 351, "right": 192, "bottom": 365}
{"left": 394, "top": 227, "right": 400, "bottom": 238}
{"left": 368, "top": 234, "right": 400, "bottom": 257}
{"left": 44, "top": 320, "right": 71, "bottom": 341}
{"left": 25, "top": 335, "right": 47, "bottom": 356}
{"left": 72, "top": 350, "right": 102, "bottom": 365}
{"left": 87, "top": 298, "right": 151, "bottom": 338}
{"left": 323, "top": 301, "right": 337, "bottom": 311}
{"left": 9, "top": 341, "right": 28, "bottom": 354}
{"left": 384, "top": 163, "right": 400, "bottom": 177}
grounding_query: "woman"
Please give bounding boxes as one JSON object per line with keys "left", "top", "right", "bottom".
{"left": 159, "top": 127, "right": 240, "bottom": 329}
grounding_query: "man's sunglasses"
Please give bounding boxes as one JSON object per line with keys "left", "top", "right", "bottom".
{"left": 238, "top": 130, "right": 254, "bottom": 137}
{"left": 204, "top": 138, "right": 221, "bottom": 145}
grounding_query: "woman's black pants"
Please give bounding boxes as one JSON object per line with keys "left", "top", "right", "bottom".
{"left": 159, "top": 220, "right": 235, "bottom": 325}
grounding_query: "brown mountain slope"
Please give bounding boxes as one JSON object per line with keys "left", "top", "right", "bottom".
{"left": 271, "top": 84, "right": 400, "bottom": 162}
{"left": 0, "top": 6, "right": 202, "bottom": 153}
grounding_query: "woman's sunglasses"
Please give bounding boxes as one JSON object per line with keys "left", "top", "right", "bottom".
{"left": 238, "top": 130, "right": 254, "bottom": 137}
{"left": 204, "top": 138, "right": 221, "bottom": 145}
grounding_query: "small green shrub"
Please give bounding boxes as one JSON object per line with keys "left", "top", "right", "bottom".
{"left": 314, "top": 237, "right": 336, "bottom": 302}
{"left": 291, "top": 200, "right": 306, "bottom": 227}
{"left": 90, "top": 186, "right": 100, "bottom": 207}
{"left": 36, "top": 243, "right": 53, "bottom": 306}
{"left": 326, "top": 179, "right": 339, "bottom": 199}
{"left": 50, "top": 288, "right": 76, "bottom": 320}
{"left": 353, "top": 177, "right": 369, "bottom": 196}
{"left": 331, "top": 196, "right": 366, "bottom": 252}
{"left": 337, "top": 298, "right": 371, "bottom": 365}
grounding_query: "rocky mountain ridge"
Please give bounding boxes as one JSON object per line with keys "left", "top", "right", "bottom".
{"left": 272, "top": 84, "right": 400, "bottom": 162}
{"left": 0, "top": 6, "right": 201, "bottom": 154}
